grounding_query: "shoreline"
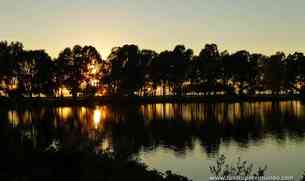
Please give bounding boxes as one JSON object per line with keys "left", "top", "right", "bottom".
{"left": 0, "top": 94, "right": 302, "bottom": 107}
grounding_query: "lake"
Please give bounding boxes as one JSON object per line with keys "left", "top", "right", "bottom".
{"left": 3, "top": 101, "right": 305, "bottom": 180}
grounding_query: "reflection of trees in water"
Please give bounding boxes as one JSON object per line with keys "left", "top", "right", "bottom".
{"left": 136, "top": 102, "right": 305, "bottom": 156}
{"left": 2, "top": 101, "right": 305, "bottom": 158}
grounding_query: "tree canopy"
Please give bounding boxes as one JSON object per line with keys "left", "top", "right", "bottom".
{"left": 0, "top": 40, "right": 305, "bottom": 98}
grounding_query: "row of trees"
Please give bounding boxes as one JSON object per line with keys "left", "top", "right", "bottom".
{"left": 1, "top": 40, "right": 305, "bottom": 97}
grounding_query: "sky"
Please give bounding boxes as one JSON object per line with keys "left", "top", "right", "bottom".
{"left": 1, "top": 0, "right": 305, "bottom": 58}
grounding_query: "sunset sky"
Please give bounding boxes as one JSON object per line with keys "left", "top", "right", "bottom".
{"left": 1, "top": 0, "right": 304, "bottom": 58}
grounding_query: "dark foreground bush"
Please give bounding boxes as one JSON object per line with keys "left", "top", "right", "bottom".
{"left": 209, "top": 155, "right": 305, "bottom": 181}
{"left": 0, "top": 121, "right": 191, "bottom": 181}
{"left": 0, "top": 148, "right": 190, "bottom": 181}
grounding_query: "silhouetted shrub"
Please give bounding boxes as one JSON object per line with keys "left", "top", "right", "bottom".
{"left": 209, "top": 155, "right": 267, "bottom": 177}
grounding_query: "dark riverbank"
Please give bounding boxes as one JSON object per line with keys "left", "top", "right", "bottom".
{"left": 0, "top": 124, "right": 191, "bottom": 181}
{"left": 0, "top": 150, "right": 191, "bottom": 181}
{"left": 0, "top": 94, "right": 302, "bottom": 107}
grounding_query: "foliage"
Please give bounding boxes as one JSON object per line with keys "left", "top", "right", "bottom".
{"left": 209, "top": 155, "right": 267, "bottom": 177}
{"left": 209, "top": 155, "right": 305, "bottom": 181}
{"left": 1, "top": 40, "right": 305, "bottom": 97}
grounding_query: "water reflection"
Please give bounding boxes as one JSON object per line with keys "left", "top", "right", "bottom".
{"left": 93, "top": 109, "right": 101, "bottom": 129}
{"left": 139, "top": 102, "right": 305, "bottom": 124}
{"left": 4, "top": 101, "right": 305, "bottom": 158}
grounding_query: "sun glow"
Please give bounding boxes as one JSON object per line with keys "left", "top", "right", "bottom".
{"left": 88, "top": 64, "right": 99, "bottom": 75}
{"left": 93, "top": 109, "right": 101, "bottom": 129}
{"left": 90, "top": 78, "right": 99, "bottom": 87}
{"left": 57, "top": 87, "right": 70, "bottom": 97}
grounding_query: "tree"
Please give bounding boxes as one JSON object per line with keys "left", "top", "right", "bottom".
{"left": 0, "top": 41, "right": 23, "bottom": 97}
{"left": 108, "top": 44, "right": 143, "bottom": 96}
{"left": 81, "top": 46, "right": 103, "bottom": 96}
{"left": 150, "top": 50, "right": 172, "bottom": 96}
{"left": 170, "top": 45, "right": 193, "bottom": 96}
{"left": 249, "top": 53, "right": 267, "bottom": 94}
{"left": 139, "top": 49, "right": 158, "bottom": 96}
{"left": 149, "top": 45, "right": 193, "bottom": 96}
{"left": 198, "top": 44, "right": 222, "bottom": 95}
{"left": 18, "top": 50, "right": 54, "bottom": 97}
{"left": 263, "top": 52, "right": 285, "bottom": 94}
{"left": 187, "top": 55, "right": 202, "bottom": 95}
{"left": 284, "top": 52, "right": 305, "bottom": 94}
{"left": 221, "top": 50, "right": 235, "bottom": 95}
{"left": 31, "top": 50, "right": 55, "bottom": 96}
{"left": 54, "top": 45, "right": 103, "bottom": 97}
{"left": 1, "top": 40, "right": 305, "bottom": 98}
{"left": 54, "top": 47, "right": 74, "bottom": 97}
{"left": 229, "top": 50, "right": 253, "bottom": 95}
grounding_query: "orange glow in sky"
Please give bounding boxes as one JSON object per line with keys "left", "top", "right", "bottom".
{"left": 1, "top": 0, "right": 305, "bottom": 58}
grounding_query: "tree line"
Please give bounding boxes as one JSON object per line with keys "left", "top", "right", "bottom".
{"left": 1, "top": 40, "right": 305, "bottom": 98}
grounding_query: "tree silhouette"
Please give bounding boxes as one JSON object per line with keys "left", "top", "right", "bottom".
{"left": 150, "top": 50, "right": 172, "bottom": 96}
{"left": 171, "top": 45, "right": 193, "bottom": 96}
{"left": 139, "top": 49, "right": 157, "bottom": 96}
{"left": 81, "top": 45, "right": 103, "bottom": 96}
{"left": 54, "top": 45, "right": 102, "bottom": 97}
{"left": 198, "top": 44, "right": 222, "bottom": 95}
{"left": 0, "top": 41, "right": 23, "bottom": 97}
{"left": 229, "top": 50, "right": 254, "bottom": 95}
{"left": 284, "top": 52, "right": 305, "bottom": 94}
{"left": 263, "top": 52, "right": 285, "bottom": 94}
{"left": 0, "top": 40, "right": 305, "bottom": 98}
{"left": 107, "top": 44, "right": 143, "bottom": 96}
{"left": 18, "top": 50, "right": 54, "bottom": 97}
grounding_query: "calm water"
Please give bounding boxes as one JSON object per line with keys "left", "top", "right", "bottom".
{"left": 2, "top": 101, "right": 305, "bottom": 180}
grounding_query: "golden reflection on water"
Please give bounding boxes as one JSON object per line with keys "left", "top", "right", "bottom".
{"left": 57, "top": 107, "right": 73, "bottom": 121}
{"left": 227, "top": 103, "right": 241, "bottom": 123}
{"left": 139, "top": 101, "right": 305, "bottom": 124}
{"left": 93, "top": 108, "right": 101, "bottom": 129}
{"left": 279, "top": 101, "right": 305, "bottom": 119}
{"left": 8, "top": 110, "right": 32, "bottom": 126}
{"left": 7, "top": 101, "right": 305, "bottom": 130}
{"left": 8, "top": 111, "right": 19, "bottom": 126}
{"left": 7, "top": 106, "right": 110, "bottom": 131}
{"left": 78, "top": 107, "right": 87, "bottom": 121}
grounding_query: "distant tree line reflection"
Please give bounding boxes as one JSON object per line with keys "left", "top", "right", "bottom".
{"left": 1, "top": 41, "right": 305, "bottom": 98}
{"left": 3, "top": 101, "right": 305, "bottom": 158}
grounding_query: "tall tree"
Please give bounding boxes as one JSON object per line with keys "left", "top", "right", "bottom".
{"left": 0, "top": 41, "right": 23, "bottom": 96}
{"left": 198, "top": 44, "right": 222, "bottom": 95}
{"left": 108, "top": 44, "right": 143, "bottom": 96}
{"left": 17, "top": 50, "right": 52, "bottom": 97}
{"left": 31, "top": 50, "right": 55, "bottom": 96}
{"left": 221, "top": 50, "right": 235, "bottom": 95}
{"left": 263, "top": 52, "right": 285, "bottom": 94}
{"left": 229, "top": 50, "right": 252, "bottom": 94}
{"left": 81, "top": 46, "right": 103, "bottom": 96}
{"left": 284, "top": 52, "right": 305, "bottom": 93}
{"left": 139, "top": 49, "right": 157, "bottom": 96}
{"left": 151, "top": 50, "right": 172, "bottom": 96}
{"left": 55, "top": 45, "right": 102, "bottom": 97}
{"left": 171, "top": 45, "right": 193, "bottom": 96}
